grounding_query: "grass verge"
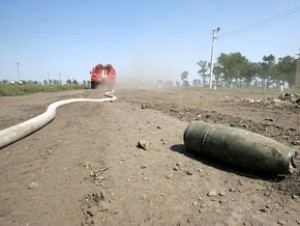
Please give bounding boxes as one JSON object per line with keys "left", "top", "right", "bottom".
{"left": 0, "top": 84, "right": 88, "bottom": 96}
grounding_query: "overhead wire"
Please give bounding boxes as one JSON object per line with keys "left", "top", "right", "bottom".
{"left": 219, "top": 5, "right": 300, "bottom": 38}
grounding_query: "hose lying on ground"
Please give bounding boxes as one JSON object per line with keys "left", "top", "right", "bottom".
{"left": 0, "top": 90, "right": 117, "bottom": 149}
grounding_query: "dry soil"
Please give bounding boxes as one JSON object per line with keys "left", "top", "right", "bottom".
{"left": 0, "top": 87, "right": 299, "bottom": 226}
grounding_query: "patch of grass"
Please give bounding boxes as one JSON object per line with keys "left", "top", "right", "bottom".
{"left": 0, "top": 84, "right": 88, "bottom": 96}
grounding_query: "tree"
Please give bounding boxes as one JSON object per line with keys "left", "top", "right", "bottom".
{"left": 197, "top": 60, "right": 209, "bottom": 86}
{"left": 181, "top": 71, "right": 188, "bottom": 81}
{"left": 215, "top": 52, "right": 252, "bottom": 87}
{"left": 180, "top": 71, "right": 189, "bottom": 87}
{"left": 259, "top": 54, "right": 278, "bottom": 88}
{"left": 277, "top": 55, "right": 297, "bottom": 88}
{"left": 182, "top": 80, "right": 190, "bottom": 87}
{"left": 192, "top": 79, "right": 201, "bottom": 87}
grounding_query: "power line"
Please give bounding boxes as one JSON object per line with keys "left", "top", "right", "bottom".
{"left": 219, "top": 5, "right": 300, "bottom": 38}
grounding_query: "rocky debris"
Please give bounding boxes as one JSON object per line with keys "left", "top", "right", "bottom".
{"left": 278, "top": 93, "right": 300, "bottom": 103}
{"left": 89, "top": 191, "right": 105, "bottom": 203}
{"left": 82, "top": 191, "right": 106, "bottom": 226}
{"left": 244, "top": 98, "right": 261, "bottom": 103}
{"left": 234, "top": 93, "right": 300, "bottom": 108}
{"left": 207, "top": 190, "right": 217, "bottom": 197}
{"left": 138, "top": 140, "right": 150, "bottom": 150}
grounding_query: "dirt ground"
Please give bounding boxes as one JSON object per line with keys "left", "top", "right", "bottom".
{"left": 0, "top": 87, "right": 299, "bottom": 226}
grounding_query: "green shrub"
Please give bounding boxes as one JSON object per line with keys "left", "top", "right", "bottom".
{"left": 0, "top": 84, "right": 88, "bottom": 96}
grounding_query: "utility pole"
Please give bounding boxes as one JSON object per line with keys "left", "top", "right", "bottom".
{"left": 16, "top": 62, "right": 20, "bottom": 82}
{"left": 59, "top": 73, "right": 61, "bottom": 84}
{"left": 209, "top": 27, "right": 220, "bottom": 89}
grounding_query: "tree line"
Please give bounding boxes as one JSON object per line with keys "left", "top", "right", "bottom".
{"left": 181, "top": 52, "right": 298, "bottom": 88}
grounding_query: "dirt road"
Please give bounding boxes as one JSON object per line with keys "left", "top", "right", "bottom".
{"left": 0, "top": 88, "right": 299, "bottom": 226}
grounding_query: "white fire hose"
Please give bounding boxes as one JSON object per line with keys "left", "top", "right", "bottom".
{"left": 0, "top": 90, "right": 117, "bottom": 149}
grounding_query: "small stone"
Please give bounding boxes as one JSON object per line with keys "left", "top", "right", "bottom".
{"left": 291, "top": 140, "right": 300, "bottom": 145}
{"left": 47, "top": 150, "right": 52, "bottom": 155}
{"left": 192, "top": 201, "right": 198, "bottom": 206}
{"left": 277, "top": 219, "right": 287, "bottom": 225}
{"left": 292, "top": 194, "right": 299, "bottom": 199}
{"left": 28, "top": 182, "right": 39, "bottom": 189}
{"left": 207, "top": 191, "right": 217, "bottom": 197}
{"left": 173, "top": 166, "right": 179, "bottom": 171}
{"left": 165, "top": 174, "right": 173, "bottom": 179}
{"left": 138, "top": 140, "right": 150, "bottom": 150}
{"left": 259, "top": 208, "right": 267, "bottom": 213}
{"left": 219, "top": 191, "right": 226, "bottom": 197}
{"left": 265, "top": 118, "right": 275, "bottom": 122}
{"left": 157, "top": 126, "right": 162, "bottom": 129}
{"left": 141, "top": 104, "right": 148, "bottom": 109}
{"left": 185, "top": 170, "right": 193, "bottom": 175}
{"left": 141, "top": 165, "right": 147, "bottom": 169}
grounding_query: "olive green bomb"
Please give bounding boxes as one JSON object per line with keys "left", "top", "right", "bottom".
{"left": 183, "top": 122, "right": 296, "bottom": 175}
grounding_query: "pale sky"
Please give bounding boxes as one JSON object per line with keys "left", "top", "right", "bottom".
{"left": 0, "top": 0, "right": 299, "bottom": 83}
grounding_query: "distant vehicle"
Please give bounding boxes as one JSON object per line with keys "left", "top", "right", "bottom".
{"left": 90, "top": 64, "right": 116, "bottom": 89}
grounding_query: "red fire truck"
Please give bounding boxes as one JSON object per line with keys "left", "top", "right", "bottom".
{"left": 90, "top": 64, "right": 116, "bottom": 89}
